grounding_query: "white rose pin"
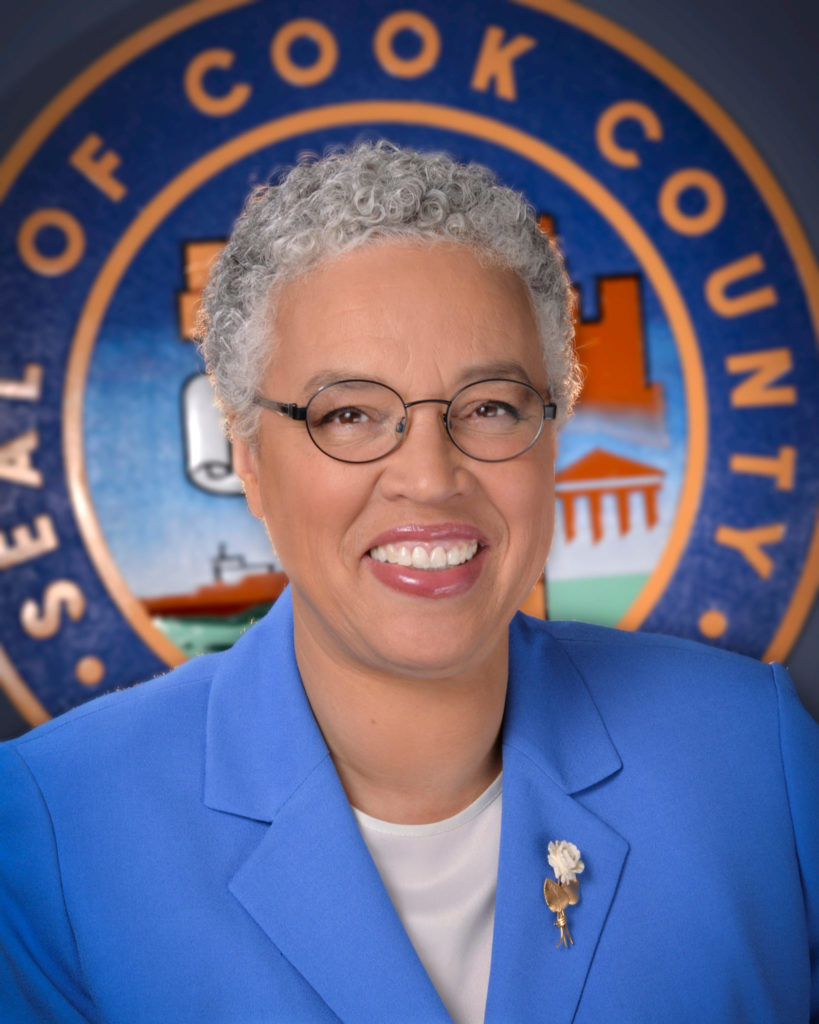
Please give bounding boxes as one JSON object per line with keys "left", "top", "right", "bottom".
{"left": 543, "top": 840, "right": 585, "bottom": 947}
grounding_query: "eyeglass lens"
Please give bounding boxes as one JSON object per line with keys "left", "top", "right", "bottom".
{"left": 305, "top": 380, "right": 546, "bottom": 463}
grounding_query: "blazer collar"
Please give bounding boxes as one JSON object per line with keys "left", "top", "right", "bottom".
{"left": 485, "top": 613, "right": 628, "bottom": 1024}
{"left": 205, "top": 592, "right": 627, "bottom": 1023}
{"left": 205, "top": 587, "right": 328, "bottom": 823}
{"left": 504, "top": 611, "right": 622, "bottom": 793}
{"left": 205, "top": 596, "right": 622, "bottom": 819}
{"left": 205, "top": 589, "right": 450, "bottom": 1022}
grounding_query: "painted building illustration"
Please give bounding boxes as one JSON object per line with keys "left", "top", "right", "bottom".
{"left": 574, "top": 275, "right": 663, "bottom": 417}
{"left": 555, "top": 449, "right": 665, "bottom": 544}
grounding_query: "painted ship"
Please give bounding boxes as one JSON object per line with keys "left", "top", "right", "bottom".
{"left": 142, "top": 544, "right": 288, "bottom": 655}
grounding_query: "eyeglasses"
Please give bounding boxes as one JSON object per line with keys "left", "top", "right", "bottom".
{"left": 253, "top": 378, "right": 556, "bottom": 464}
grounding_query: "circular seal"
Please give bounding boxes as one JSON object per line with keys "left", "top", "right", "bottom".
{"left": 0, "top": 0, "right": 816, "bottom": 723}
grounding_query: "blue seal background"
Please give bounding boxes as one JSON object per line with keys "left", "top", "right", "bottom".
{"left": 0, "top": 0, "right": 816, "bottom": 730}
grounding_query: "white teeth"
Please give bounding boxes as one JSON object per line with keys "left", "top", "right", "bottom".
{"left": 412, "top": 546, "right": 430, "bottom": 569}
{"left": 369, "top": 540, "right": 480, "bottom": 570}
{"left": 430, "top": 546, "right": 447, "bottom": 569}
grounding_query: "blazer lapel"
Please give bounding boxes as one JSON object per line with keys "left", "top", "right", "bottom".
{"left": 204, "top": 590, "right": 449, "bottom": 1023}
{"left": 485, "top": 615, "right": 629, "bottom": 1024}
{"left": 228, "top": 757, "right": 449, "bottom": 1023}
{"left": 204, "top": 595, "right": 626, "bottom": 1023}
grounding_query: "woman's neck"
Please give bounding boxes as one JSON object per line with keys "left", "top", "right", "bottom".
{"left": 292, "top": 605, "right": 508, "bottom": 825}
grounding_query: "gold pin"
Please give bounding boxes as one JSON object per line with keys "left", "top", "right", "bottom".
{"left": 544, "top": 840, "right": 584, "bottom": 948}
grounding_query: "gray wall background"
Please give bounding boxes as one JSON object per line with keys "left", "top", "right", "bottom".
{"left": 0, "top": 0, "right": 816, "bottom": 734}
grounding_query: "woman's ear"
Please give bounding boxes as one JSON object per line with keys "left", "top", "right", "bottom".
{"left": 231, "top": 429, "right": 264, "bottom": 520}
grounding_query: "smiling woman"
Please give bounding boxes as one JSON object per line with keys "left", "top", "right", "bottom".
{"left": 0, "top": 141, "right": 817, "bottom": 1024}
{"left": 231, "top": 240, "right": 557, "bottom": 701}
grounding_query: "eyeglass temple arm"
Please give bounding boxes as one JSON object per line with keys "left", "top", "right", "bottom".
{"left": 254, "top": 396, "right": 307, "bottom": 421}
{"left": 544, "top": 402, "right": 557, "bottom": 420}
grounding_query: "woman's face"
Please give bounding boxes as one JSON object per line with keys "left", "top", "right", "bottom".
{"left": 233, "top": 240, "right": 556, "bottom": 680}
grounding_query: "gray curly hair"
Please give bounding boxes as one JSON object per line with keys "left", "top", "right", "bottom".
{"left": 198, "top": 140, "right": 580, "bottom": 443}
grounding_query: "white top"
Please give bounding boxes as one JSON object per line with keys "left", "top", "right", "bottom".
{"left": 353, "top": 774, "right": 503, "bottom": 1024}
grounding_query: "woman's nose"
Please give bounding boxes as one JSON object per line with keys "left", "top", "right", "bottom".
{"left": 378, "top": 403, "right": 470, "bottom": 503}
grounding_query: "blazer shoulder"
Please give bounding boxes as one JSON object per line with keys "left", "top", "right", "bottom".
{"left": 5, "top": 650, "right": 221, "bottom": 768}
{"left": 513, "top": 613, "right": 779, "bottom": 721}
{"left": 538, "top": 616, "right": 770, "bottom": 679}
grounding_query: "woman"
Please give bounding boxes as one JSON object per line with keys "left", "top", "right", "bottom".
{"left": 0, "top": 141, "right": 816, "bottom": 1023}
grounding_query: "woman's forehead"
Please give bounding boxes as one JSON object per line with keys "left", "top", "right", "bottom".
{"left": 269, "top": 240, "right": 544, "bottom": 389}
{"left": 276, "top": 240, "right": 532, "bottom": 323}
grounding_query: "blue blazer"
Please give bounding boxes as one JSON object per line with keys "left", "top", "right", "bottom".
{"left": 1, "top": 589, "right": 817, "bottom": 1023}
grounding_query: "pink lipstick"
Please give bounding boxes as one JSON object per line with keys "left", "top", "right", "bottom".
{"left": 363, "top": 524, "right": 488, "bottom": 599}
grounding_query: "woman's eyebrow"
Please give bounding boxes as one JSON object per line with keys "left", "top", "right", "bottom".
{"left": 299, "top": 370, "right": 376, "bottom": 394}
{"left": 454, "top": 361, "right": 536, "bottom": 387}
{"left": 299, "top": 362, "right": 538, "bottom": 396}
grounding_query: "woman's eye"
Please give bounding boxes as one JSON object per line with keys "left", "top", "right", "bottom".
{"left": 321, "top": 406, "right": 368, "bottom": 426}
{"left": 471, "top": 401, "right": 518, "bottom": 419}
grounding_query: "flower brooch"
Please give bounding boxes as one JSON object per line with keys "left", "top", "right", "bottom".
{"left": 543, "top": 840, "right": 585, "bottom": 948}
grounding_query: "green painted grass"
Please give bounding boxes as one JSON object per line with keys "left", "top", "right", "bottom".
{"left": 154, "top": 573, "right": 650, "bottom": 658}
{"left": 153, "top": 604, "right": 273, "bottom": 657}
{"left": 548, "top": 573, "right": 649, "bottom": 628}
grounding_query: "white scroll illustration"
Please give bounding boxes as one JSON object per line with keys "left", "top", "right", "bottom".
{"left": 182, "top": 373, "right": 243, "bottom": 495}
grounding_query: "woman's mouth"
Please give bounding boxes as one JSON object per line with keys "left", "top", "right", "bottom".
{"left": 363, "top": 533, "right": 487, "bottom": 599}
{"left": 368, "top": 540, "right": 480, "bottom": 570}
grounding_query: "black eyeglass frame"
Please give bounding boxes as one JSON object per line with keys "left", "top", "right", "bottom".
{"left": 253, "top": 377, "right": 557, "bottom": 464}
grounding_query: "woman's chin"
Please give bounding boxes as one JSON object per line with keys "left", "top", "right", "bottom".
{"left": 354, "top": 614, "right": 506, "bottom": 682}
